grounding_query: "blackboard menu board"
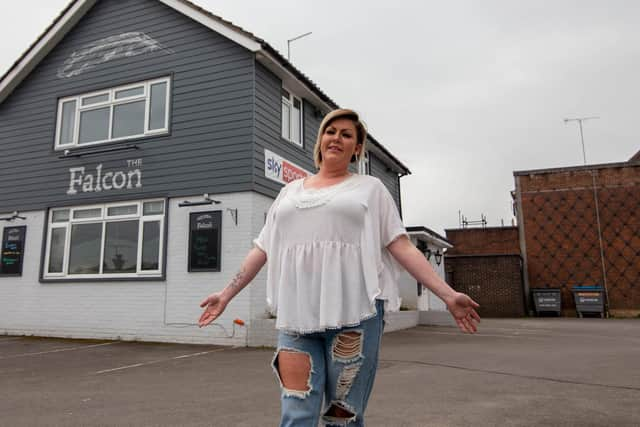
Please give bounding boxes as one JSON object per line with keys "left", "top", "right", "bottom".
{"left": 188, "top": 211, "right": 221, "bottom": 272}
{"left": 1, "top": 226, "right": 26, "bottom": 276}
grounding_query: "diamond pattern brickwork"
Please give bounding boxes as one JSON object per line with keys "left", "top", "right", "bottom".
{"left": 519, "top": 165, "right": 640, "bottom": 312}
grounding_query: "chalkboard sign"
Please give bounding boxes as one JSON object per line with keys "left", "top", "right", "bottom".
{"left": 188, "top": 211, "right": 221, "bottom": 272}
{"left": 1, "top": 226, "right": 26, "bottom": 276}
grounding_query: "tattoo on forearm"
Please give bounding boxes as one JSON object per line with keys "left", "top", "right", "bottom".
{"left": 228, "top": 267, "right": 246, "bottom": 291}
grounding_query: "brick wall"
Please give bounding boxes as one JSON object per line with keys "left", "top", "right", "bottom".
{"left": 444, "top": 227, "right": 524, "bottom": 317}
{"left": 445, "top": 227, "right": 520, "bottom": 255}
{"left": 516, "top": 163, "right": 640, "bottom": 316}
{"left": 445, "top": 255, "right": 525, "bottom": 317}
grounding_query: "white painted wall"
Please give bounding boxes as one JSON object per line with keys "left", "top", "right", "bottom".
{"left": 0, "top": 192, "right": 279, "bottom": 346}
{"left": 397, "top": 235, "right": 447, "bottom": 312}
{"left": 420, "top": 258, "right": 447, "bottom": 312}
{"left": 0, "top": 193, "right": 443, "bottom": 347}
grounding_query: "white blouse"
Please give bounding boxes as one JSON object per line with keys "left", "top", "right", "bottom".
{"left": 254, "top": 174, "right": 407, "bottom": 333}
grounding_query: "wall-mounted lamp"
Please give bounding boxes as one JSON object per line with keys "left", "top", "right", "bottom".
{"left": 425, "top": 248, "right": 433, "bottom": 260}
{"left": 178, "top": 193, "right": 222, "bottom": 207}
{"left": 434, "top": 250, "right": 443, "bottom": 266}
{"left": 0, "top": 211, "right": 26, "bottom": 221}
{"left": 226, "top": 208, "right": 238, "bottom": 226}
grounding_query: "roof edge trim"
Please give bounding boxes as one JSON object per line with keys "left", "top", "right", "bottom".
{"left": 255, "top": 50, "right": 333, "bottom": 113}
{"left": 159, "top": 0, "right": 261, "bottom": 52}
{"left": 406, "top": 226, "right": 453, "bottom": 248}
{"left": 0, "top": 0, "right": 97, "bottom": 105}
{"left": 514, "top": 160, "right": 639, "bottom": 176}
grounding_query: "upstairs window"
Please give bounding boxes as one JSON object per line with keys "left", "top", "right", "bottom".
{"left": 281, "top": 88, "right": 302, "bottom": 147}
{"left": 55, "top": 77, "right": 171, "bottom": 149}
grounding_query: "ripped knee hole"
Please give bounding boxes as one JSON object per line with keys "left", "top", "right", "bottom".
{"left": 323, "top": 401, "right": 357, "bottom": 423}
{"left": 273, "top": 349, "right": 312, "bottom": 393}
{"left": 333, "top": 331, "right": 363, "bottom": 360}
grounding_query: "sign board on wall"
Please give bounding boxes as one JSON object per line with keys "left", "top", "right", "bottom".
{"left": 188, "top": 211, "right": 221, "bottom": 272}
{"left": 0, "top": 226, "right": 26, "bottom": 276}
{"left": 264, "top": 149, "right": 311, "bottom": 185}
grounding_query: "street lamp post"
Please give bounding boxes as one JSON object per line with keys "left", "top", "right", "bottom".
{"left": 287, "top": 31, "right": 312, "bottom": 61}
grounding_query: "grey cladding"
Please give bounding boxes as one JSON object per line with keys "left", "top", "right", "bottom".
{"left": 0, "top": 0, "right": 254, "bottom": 212}
{"left": 0, "top": 0, "right": 405, "bottom": 214}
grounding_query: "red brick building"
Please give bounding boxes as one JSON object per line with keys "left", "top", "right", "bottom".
{"left": 444, "top": 227, "right": 525, "bottom": 317}
{"left": 513, "top": 159, "right": 640, "bottom": 316}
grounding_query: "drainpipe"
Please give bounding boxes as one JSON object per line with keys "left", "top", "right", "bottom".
{"left": 515, "top": 175, "right": 532, "bottom": 316}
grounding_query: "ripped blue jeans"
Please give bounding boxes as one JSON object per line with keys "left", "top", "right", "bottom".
{"left": 272, "top": 300, "right": 385, "bottom": 427}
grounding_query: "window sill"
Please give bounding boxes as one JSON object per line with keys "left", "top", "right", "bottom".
{"left": 280, "top": 137, "right": 304, "bottom": 150}
{"left": 40, "top": 274, "right": 165, "bottom": 283}
{"left": 55, "top": 132, "right": 170, "bottom": 158}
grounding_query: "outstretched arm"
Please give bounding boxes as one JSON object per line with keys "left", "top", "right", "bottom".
{"left": 387, "top": 235, "right": 481, "bottom": 333}
{"left": 198, "top": 247, "right": 267, "bottom": 327}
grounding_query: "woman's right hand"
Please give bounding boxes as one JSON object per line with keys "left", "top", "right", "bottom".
{"left": 198, "top": 292, "right": 229, "bottom": 327}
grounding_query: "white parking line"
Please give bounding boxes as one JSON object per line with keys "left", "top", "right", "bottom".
{"left": 94, "top": 347, "right": 232, "bottom": 374}
{"left": 0, "top": 342, "right": 117, "bottom": 359}
{"left": 416, "top": 327, "right": 640, "bottom": 343}
{"left": 406, "top": 330, "right": 545, "bottom": 339}
{"left": 0, "top": 338, "right": 25, "bottom": 345}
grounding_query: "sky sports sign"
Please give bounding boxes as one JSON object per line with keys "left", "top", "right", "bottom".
{"left": 264, "top": 149, "right": 311, "bottom": 184}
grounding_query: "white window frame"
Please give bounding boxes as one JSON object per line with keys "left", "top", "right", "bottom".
{"left": 55, "top": 77, "right": 171, "bottom": 150}
{"left": 358, "top": 151, "right": 370, "bottom": 175}
{"left": 43, "top": 199, "right": 165, "bottom": 279}
{"left": 281, "top": 87, "right": 303, "bottom": 147}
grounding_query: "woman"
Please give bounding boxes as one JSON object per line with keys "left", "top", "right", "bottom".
{"left": 199, "top": 108, "right": 480, "bottom": 426}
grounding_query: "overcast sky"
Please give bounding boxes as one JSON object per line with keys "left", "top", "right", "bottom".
{"left": 1, "top": 1, "right": 638, "bottom": 234}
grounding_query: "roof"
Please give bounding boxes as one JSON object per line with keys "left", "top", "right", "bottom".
{"left": 630, "top": 149, "right": 640, "bottom": 162}
{"left": 0, "top": 0, "right": 410, "bottom": 176}
{"left": 513, "top": 160, "right": 638, "bottom": 176}
{"left": 405, "top": 226, "right": 453, "bottom": 248}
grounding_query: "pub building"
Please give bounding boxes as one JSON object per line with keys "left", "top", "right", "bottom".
{"left": 0, "top": 0, "right": 417, "bottom": 346}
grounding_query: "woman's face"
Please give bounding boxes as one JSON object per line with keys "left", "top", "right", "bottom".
{"left": 320, "top": 118, "right": 360, "bottom": 170}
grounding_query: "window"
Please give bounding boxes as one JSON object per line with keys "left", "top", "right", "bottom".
{"left": 188, "top": 211, "right": 222, "bottom": 272}
{"left": 55, "top": 77, "right": 170, "bottom": 149}
{"left": 358, "top": 151, "right": 370, "bottom": 175}
{"left": 44, "top": 199, "right": 165, "bottom": 279}
{"left": 281, "top": 88, "right": 303, "bottom": 146}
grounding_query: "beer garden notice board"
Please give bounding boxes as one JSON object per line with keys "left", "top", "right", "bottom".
{"left": 188, "top": 212, "right": 221, "bottom": 272}
{"left": 1, "top": 226, "right": 26, "bottom": 276}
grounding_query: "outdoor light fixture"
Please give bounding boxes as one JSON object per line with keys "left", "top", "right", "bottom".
{"left": 425, "top": 248, "right": 433, "bottom": 260}
{"left": 434, "top": 250, "right": 443, "bottom": 266}
{"left": 178, "top": 193, "right": 221, "bottom": 207}
{"left": 0, "top": 211, "right": 26, "bottom": 221}
{"left": 227, "top": 208, "right": 238, "bottom": 226}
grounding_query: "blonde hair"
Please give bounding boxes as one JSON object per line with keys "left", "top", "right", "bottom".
{"left": 313, "top": 108, "right": 368, "bottom": 169}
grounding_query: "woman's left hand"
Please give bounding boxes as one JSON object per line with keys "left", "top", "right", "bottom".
{"left": 446, "top": 292, "right": 481, "bottom": 333}
{"left": 386, "top": 237, "right": 481, "bottom": 333}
